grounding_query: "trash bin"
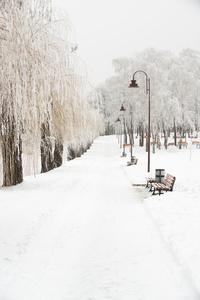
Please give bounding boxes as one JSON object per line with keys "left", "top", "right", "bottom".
{"left": 155, "top": 169, "right": 165, "bottom": 183}
{"left": 131, "top": 156, "right": 135, "bottom": 163}
{"left": 122, "top": 152, "right": 127, "bottom": 157}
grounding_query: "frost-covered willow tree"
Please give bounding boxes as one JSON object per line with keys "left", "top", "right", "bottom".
{"left": 0, "top": 0, "right": 56, "bottom": 185}
{"left": 42, "top": 10, "right": 103, "bottom": 166}
{"left": 0, "top": 0, "right": 25, "bottom": 186}
{"left": 0, "top": 0, "right": 103, "bottom": 186}
{"left": 51, "top": 51, "right": 104, "bottom": 162}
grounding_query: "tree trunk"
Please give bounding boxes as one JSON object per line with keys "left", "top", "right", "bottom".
{"left": 157, "top": 133, "right": 161, "bottom": 150}
{"left": 53, "top": 140, "right": 63, "bottom": 168}
{"left": 1, "top": 117, "right": 23, "bottom": 186}
{"left": 174, "top": 118, "right": 177, "bottom": 146}
{"left": 152, "top": 134, "right": 156, "bottom": 154}
{"left": 124, "top": 122, "right": 128, "bottom": 144}
{"left": 68, "top": 147, "right": 76, "bottom": 160}
{"left": 141, "top": 125, "right": 144, "bottom": 147}
{"left": 132, "top": 125, "right": 134, "bottom": 146}
{"left": 41, "top": 122, "right": 54, "bottom": 173}
{"left": 138, "top": 123, "right": 144, "bottom": 147}
{"left": 179, "top": 126, "right": 183, "bottom": 149}
{"left": 163, "top": 127, "right": 168, "bottom": 149}
{"left": 145, "top": 129, "right": 148, "bottom": 152}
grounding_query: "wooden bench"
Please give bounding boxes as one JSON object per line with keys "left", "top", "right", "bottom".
{"left": 151, "top": 173, "right": 176, "bottom": 196}
{"left": 177, "top": 141, "right": 188, "bottom": 148}
{"left": 121, "top": 152, "right": 127, "bottom": 157}
{"left": 145, "top": 176, "right": 156, "bottom": 189}
{"left": 192, "top": 141, "right": 200, "bottom": 148}
{"left": 168, "top": 142, "right": 174, "bottom": 146}
{"left": 127, "top": 158, "right": 138, "bottom": 166}
{"left": 123, "top": 143, "right": 133, "bottom": 147}
{"left": 150, "top": 141, "right": 157, "bottom": 145}
{"left": 192, "top": 141, "right": 199, "bottom": 144}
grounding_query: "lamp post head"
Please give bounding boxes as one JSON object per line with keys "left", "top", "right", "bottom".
{"left": 120, "top": 105, "right": 126, "bottom": 112}
{"left": 129, "top": 79, "right": 139, "bottom": 88}
{"left": 115, "top": 117, "right": 121, "bottom": 122}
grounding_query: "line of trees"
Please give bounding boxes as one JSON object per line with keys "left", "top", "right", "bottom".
{"left": 97, "top": 48, "right": 200, "bottom": 150}
{"left": 0, "top": 0, "right": 103, "bottom": 186}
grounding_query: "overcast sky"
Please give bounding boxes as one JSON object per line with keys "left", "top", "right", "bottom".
{"left": 52, "top": 0, "right": 200, "bottom": 85}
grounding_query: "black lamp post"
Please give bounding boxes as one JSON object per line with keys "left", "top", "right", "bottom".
{"left": 129, "top": 70, "right": 151, "bottom": 173}
{"left": 116, "top": 115, "right": 126, "bottom": 156}
{"left": 119, "top": 101, "right": 133, "bottom": 161}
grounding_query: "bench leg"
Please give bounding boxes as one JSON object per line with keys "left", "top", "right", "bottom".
{"left": 149, "top": 184, "right": 154, "bottom": 192}
{"left": 152, "top": 188, "right": 164, "bottom": 196}
{"left": 152, "top": 187, "right": 157, "bottom": 195}
{"left": 146, "top": 182, "right": 154, "bottom": 192}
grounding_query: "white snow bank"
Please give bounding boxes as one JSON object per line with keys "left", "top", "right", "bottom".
{"left": 122, "top": 136, "right": 200, "bottom": 294}
{"left": 0, "top": 135, "right": 200, "bottom": 300}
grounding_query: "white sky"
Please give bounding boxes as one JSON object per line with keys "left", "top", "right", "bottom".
{"left": 52, "top": 0, "right": 200, "bottom": 85}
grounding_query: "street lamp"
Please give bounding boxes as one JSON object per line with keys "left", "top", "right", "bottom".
{"left": 129, "top": 70, "right": 151, "bottom": 173}
{"left": 119, "top": 101, "right": 133, "bottom": 161}
{"left": 116, "top": 115, "right": 126, "bottom": 156}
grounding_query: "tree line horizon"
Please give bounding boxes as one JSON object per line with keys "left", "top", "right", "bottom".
{"left": 97, "top": 47, "right": 200, "bottom": 151}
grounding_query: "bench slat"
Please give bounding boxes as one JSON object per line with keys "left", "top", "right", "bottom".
{"left": 151, "top": 173, "right": 176, "bottom": 195}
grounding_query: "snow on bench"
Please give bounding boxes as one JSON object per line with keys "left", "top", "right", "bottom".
{"left": 151, "top": 173, "right": 176, "bottom": 196}
{"left": 145, "top": 176, "right": 156, "bottom": 189}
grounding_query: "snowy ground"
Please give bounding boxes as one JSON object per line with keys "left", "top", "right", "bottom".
{"left": 0, "top": 135, "right": 200, "bottom": 300}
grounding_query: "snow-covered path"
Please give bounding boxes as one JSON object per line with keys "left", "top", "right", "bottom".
{"left": 0, "top": 136, "right": 199, "bottom": 300}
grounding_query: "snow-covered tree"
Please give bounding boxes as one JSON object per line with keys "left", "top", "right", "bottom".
{"left": 98, "top": 48, "right": 200, "bottom": 149}
{"left": 0, "top": 1, "right": 103, "bottom": 186}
